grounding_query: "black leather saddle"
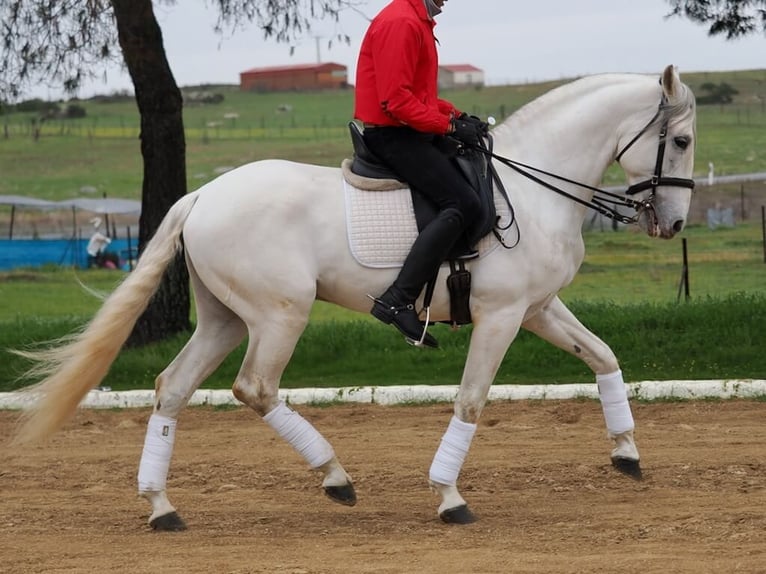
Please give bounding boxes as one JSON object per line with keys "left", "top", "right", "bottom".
{"left": 348, "top": 122, "right": 403, "bottom": 182}
{"left": 348, "top": 121, "right": 498, "bottom": 254}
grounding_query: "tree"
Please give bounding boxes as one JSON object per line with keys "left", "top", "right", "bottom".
{"left": 0, "top": 0, "right": 350, "bottom": 346}
{"left": 666, "top": 1, "right": 766, "bottom": 38}
{"left": 697, "top": 81, "right": 740, "bottom": 105}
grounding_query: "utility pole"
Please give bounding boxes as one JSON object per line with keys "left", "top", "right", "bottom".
{"left": 314, "top": 36, "right": 323, "bottom": 64}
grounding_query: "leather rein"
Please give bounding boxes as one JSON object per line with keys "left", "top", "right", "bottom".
{"left": 473, "top": 98, "right": 696, "bottom": 226}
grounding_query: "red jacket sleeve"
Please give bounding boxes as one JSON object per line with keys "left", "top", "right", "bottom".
{"left": 438, "top": 98, "right": 460, "bottom": 119}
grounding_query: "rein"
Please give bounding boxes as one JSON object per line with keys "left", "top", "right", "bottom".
{"left": 473, "top": 99, "right": 696, "bottom": 226}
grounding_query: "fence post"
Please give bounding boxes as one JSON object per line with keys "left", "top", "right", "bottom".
{"left": 103, "top": 192, "right": 111, "bottom": 238}
{"left": 677, "top": 238, "right": 690, "bottom": 302}
{"left": 740, "top": 184, "right": 745, "bottom": 221}
{"left": 762, "top": 206, "right": 766, "bottom": 264}
{"left": 127, "top": 226, "right": 134, "bottom": 272}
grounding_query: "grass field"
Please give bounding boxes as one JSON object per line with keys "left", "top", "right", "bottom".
{"left": 1, "top": 69, "right": 765, "bottom": 202}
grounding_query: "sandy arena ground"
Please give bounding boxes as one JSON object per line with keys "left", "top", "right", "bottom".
{"left": 1, "top": 400, "right": 764, "bottom": 574}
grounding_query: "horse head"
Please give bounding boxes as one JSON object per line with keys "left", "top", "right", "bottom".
{"left": 616, "top": 65, "right": 697, "bottom": 239}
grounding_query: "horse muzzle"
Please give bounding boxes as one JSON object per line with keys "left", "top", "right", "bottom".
{"left": 635, "top": 193, "right": 689, "bottom": 239}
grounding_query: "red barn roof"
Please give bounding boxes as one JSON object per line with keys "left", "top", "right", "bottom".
{"left": 240, "top": 62, "right": 346, "bottom": 75}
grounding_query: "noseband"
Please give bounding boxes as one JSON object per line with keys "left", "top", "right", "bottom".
{"left": 615, "top": 97, "right": 696, "bottom": 196}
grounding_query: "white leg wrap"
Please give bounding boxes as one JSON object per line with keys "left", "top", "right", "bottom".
{"left": 263, "top": 401, "right": 335, "bottom": 468}
{"left": 597, "top": 370, "right": 634, "bottom": 436}
{"left": 137, "top": 414, "right": 177, "bottom": 492}
{"left": 429, "top": 416, "right": 477, "bottom": 486}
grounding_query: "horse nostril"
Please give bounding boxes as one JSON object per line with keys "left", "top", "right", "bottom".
{"left": 672, "top": 219, "right": 685, "bottom": 233}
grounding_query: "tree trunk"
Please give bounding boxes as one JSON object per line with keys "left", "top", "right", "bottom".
{"left": 112, "top": 0, "right": 191, "bottom": 346}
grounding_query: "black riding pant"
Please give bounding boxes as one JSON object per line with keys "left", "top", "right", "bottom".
{"left": 362, "top": 126, "right": 481, "bottom": 225}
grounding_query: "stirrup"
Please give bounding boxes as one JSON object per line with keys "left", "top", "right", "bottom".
{"left": 367, "top": 294, "right": 436, "bottom": 348}
{"left": 413, "top": 306, "right": 432, "bottom": 347}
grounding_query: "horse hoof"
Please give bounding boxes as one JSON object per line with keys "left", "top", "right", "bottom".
{"left": 439, "top": 504, "right": 477, "bottom": 524}
{"left": 324, "top": 484, "right": 357, "bottom": 506}
{"left": 612, "top": 456, "right": 643, "bottom": 480}
{"left": 149, "top": 511, "right": 187, "bottom": 531}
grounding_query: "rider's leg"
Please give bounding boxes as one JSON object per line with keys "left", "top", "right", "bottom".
{"left": 363, "top": 127, "right": 480, "bottom": 347}
{"left": 371, "top": 207, "right": 464, "bottom": 347}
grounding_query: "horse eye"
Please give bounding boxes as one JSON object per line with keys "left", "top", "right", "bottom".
{"left": 673, "top": 136, "right": 690, "bottom": 150}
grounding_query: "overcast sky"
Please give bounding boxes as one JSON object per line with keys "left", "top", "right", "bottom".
{"left": 29, "top": 0, "right": 766, "bottom": 100}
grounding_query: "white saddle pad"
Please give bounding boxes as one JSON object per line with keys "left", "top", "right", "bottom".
{"left": 343, "top": 177, "right": 513, "bottom": 269}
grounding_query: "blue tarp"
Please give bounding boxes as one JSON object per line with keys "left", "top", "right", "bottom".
{"left": 0, "top": 238, "right": 134, "bottom": 271}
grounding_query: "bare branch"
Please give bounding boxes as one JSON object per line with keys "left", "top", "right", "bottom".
{"left": 0, "top": 0, "right": 118, "bottom": 99}
{"left": 666, "top": 0, "right": 766, "bottom": 39}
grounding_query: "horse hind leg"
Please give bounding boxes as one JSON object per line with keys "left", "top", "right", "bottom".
{"left": 522, "top": 296, "right": 641, "bottom": 479}
{"left": 231, "top": 298, "right": 356, "bottom": 507}
{"left": 138, "top": 264, "right": 248, "bottom": 531}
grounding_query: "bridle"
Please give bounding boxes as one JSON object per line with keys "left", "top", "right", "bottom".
{"left": 474, "top": 97, "right": 696, "bottom": 226}
{"left": 615, "top": 96, "right": 696, "bottom": 197}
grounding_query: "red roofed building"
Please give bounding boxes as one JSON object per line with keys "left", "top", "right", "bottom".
{"left": 239, "top": 62, "right": 348, "bottom": 92}
{"left": 438, "top": 64, "right": 485, "bottom": 89}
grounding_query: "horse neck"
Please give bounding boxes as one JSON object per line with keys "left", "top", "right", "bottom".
{"left": 491, "top": 75, "right": 660, "bottom": 224}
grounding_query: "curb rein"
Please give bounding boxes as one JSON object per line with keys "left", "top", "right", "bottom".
{"left": 473, "top": 97, "right": 696, "bottom": 227}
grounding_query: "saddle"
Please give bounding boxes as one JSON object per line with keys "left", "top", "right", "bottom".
{"left": 347, "top": 122, "right": 503, "bottom": 326}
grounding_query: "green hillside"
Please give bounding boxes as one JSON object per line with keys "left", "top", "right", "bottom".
{"left": 0, "top": 69, "right": 764, "bottom": 201}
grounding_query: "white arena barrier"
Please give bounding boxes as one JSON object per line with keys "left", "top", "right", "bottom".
{"left": 0, "top": 379, "right": 764, "bottom": 410}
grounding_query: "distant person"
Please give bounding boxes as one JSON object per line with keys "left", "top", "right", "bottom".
{"left": 354, "top": 0, "right": 487, "bottom": 348}
{"left": 86, "top": 217, "right": 113, "bottom": 268}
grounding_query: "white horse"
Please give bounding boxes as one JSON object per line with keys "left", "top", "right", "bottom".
{"left": 13, "top": 65, "right": 696, "bottom": 529}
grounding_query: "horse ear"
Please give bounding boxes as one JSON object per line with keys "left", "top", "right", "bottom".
{"left": 661, "top": 65, "right": 680, "bottom": 100}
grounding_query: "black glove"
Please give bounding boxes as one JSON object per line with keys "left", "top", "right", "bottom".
{"left": 450, "top": 118, "right": 482, "bottom": 146}
{"left": 458, "top": 113, "right": 490, "bottom": 135}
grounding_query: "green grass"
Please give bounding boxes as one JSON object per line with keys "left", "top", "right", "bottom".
{"left": 566, "top": 224, "right": 766, "bottom": 302}
{"left": 1, "top": 69, "right": 765, "bottom": 200}
{"left": 2, "top": 294, "right": 763, "bottom": 392}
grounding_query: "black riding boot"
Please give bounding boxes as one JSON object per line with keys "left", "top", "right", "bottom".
{"left": 371, "top": 208, "right": 464, "bottom": 348}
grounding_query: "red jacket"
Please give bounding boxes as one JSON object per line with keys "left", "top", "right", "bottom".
{"left": 354, "top": 0, "right": 459, "bottom": 134}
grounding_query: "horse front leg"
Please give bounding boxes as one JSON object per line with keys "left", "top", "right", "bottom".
{"left": 522, "top": 296, "right": 641, "bottom": 479}
{"left": 429, "top": 310, "right": 523, "bottom": 524}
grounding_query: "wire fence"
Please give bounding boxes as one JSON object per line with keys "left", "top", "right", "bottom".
{"left": 585, "top": 175, "right": 766, "bottom": 230}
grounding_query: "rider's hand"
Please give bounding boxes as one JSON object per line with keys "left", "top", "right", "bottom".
{"left": 450, "top": 118, "right": 482, "bottom": 146}
{"left": 458, "top": 113, "right": 489, "bottom": 136}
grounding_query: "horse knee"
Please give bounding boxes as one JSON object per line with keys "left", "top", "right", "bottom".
{"left": 232, "top": 377, "right": 278, "bottom": 416}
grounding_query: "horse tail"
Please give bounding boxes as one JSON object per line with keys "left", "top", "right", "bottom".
{"left": 11, "top": 191, "right": 200, "bottom": 445}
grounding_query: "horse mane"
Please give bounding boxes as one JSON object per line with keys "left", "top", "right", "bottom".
{"left": 494, "top": 72, "right": 696, "bottom": 142}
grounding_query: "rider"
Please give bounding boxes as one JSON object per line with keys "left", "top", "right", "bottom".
{"left": 354, "top": 0, "right": 486, "bottom": 348}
